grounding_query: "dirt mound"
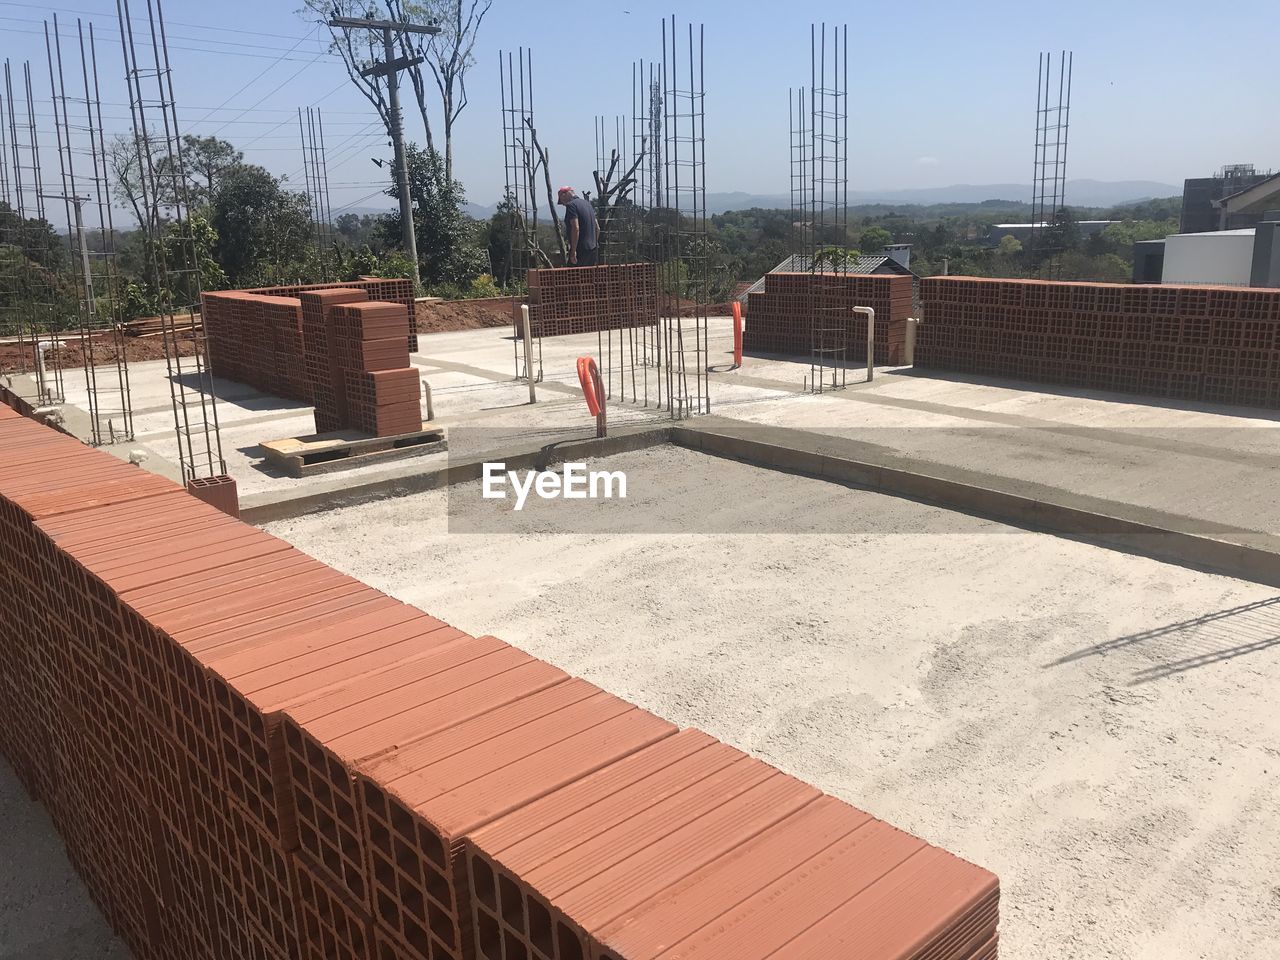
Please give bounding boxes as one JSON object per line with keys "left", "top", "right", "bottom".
{"left": 416, "top": 297, "right": 520, "bottom": 334}
{"left": 0, "top": 334, "right": 198, "bottom": 374}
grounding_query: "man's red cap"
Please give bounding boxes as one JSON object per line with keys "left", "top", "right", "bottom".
{"left": 557, "top": 186, "right": 573, "bottom": 196}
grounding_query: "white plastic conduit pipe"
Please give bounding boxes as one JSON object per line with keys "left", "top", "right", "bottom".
{"left": 852, "top": 306, "right": 875, "bottom": 382}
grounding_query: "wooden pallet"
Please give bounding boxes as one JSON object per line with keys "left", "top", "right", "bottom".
{"left": 124, "top": 315, "right": 198, "bottom": 338}
{"left": 260, "top": 422, "right": 447, "bottom": 478}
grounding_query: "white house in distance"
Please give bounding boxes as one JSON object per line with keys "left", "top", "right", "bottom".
{"left": 1133, "top": 171, "right": 1280, "bottom": 287}
{"left": 1162, "top": 228, "right": 1262, "bottom": 285}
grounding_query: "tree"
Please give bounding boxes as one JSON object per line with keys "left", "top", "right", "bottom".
{"left": 108, "top": 132, "right": 176, "bottom": 229}
{"left": 997, "top": 235, "right": 1023, "bottom": 256}
{"left": 486, "top": 199, "right": 519, "bottom": 287}
{"left": 209, "top": 164, "right": 313, "bottom": 284}
{"left": 380, "top": 144, "right": 485, "bottom": 287}
{"left": 181, "top": 135, "right": 243, "bottom": 208}
{"left": 0, "top": 203, "right": 77, "bottom": 335}
{"left": 334, "top": 212, "right": 387, "bottom": 248}
{"left": 858, "top": 225, "right": 893, "bottom": 252}
{"left": 406, "top": 0, "right": 492, "bottom": 182}
{"left": 591, "top": 146, "right": 646, "bottom": 253}
{"left": 301, "top": 0, "right": 490, "bottom": 184}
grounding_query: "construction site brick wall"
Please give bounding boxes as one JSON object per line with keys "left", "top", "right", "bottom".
{"left": 0, "top": 404, "right": 999, "bottom": 960}
{"left": 916, "top": 277, "right": 1280, "bottom": 409}
{"left": 520, "top": 263, "right": 659, "bottom": 338}
{"left": 742, "top": 272, "right": 913, "bottom": 364}
{"left": 204, "top": 280, "right": 421, "bottom": 437}
{"left": 203, "top": 278, "right": 417, "bottom": 405}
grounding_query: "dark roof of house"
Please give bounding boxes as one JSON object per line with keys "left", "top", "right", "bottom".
{"left": 738, "top": 253, "right": 915, "bottom": 300}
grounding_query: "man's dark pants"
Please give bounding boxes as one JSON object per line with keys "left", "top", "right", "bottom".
{"left": 571, "top": 246, "right": 599, "bottom": 267}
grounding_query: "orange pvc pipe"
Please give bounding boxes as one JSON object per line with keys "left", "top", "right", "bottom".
{"left": 732, "top": 301, "right": 743, "bottom": 367}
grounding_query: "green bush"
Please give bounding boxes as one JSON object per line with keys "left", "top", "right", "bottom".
{"left": 468, "top": 273, "right": 501, "bottom": 298}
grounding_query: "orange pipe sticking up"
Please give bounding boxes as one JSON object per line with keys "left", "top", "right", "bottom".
{"left": 576, "top": 356, "right": 602, "bottom": 416}
{"left": 732, "top": 301, "right": 744, "bottom": 367}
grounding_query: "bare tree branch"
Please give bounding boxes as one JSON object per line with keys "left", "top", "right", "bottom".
{"left": 592, "top": 148, "right": 645, "bottom": 248}
{"left": 418, "top": 0, "right": 492, "bottom": 181}
{"left": 525, "top": 119, "right": 565, "bottom": 262}
{"left": 300, "top": 0, "right": 488, "bottom": 184}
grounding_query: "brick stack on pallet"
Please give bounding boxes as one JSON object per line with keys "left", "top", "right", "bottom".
{"left": 519, "top": 263, "right": 659, "bottom": 338}
{"left": 330, "top": 301, "right": 421, "bottom": 436}
{"left": 243, "top": 278, "right": 419, "bottom": 354}
{"left": 0, "top": 403, "right": 1001, "bottom": 960}
{"left": 203, "top": 278, "right": 418, "bottom": 406}
{"left": 743, "top": 272, "right": 914, "bottom": 364}
{"left": 204, "top": 282, "right": 421, "bottom": 437}
{"left": 916, "top": 277, "right": 1280, "bottom": 409}
{"left": 300, "top": 288, "right": 368, "bottom": 434}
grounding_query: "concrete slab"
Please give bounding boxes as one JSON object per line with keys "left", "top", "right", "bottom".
{"left": 261, "top": 445, "right": 1280, "bottom": 960}
{"left": 0, "top": 758, "right": 129, "bottom": 959}
{"left": 54, "top": 320, "right": 1276, "bottom": 538}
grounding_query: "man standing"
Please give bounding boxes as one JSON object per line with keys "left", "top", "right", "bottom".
{"left": 557, "top": 186, "right": 600, "bottom": 266}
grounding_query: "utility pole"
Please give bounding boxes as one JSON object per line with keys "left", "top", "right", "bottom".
{"left": 328, "top": 15, "right": 440, "bottom": 290}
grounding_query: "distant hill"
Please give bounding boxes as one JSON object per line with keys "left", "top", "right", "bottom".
{"left": 701, "top": 180, "right": 1180, "bottom": 213}
{"left": 374, "top": 180, "right": 1182, "bottom": 221}
{"left": 464, "top": 201, "right": 498, "bottom": 220}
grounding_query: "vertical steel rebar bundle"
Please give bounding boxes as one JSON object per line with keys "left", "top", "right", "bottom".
{"left": 1031, "top": 51, "right": 1072, "bottom": 280}
{"left": 45, "top": 16, "right": 135, "bottom": 444}
{"left": 803, "top": 22, "right": 850, "bottom": 394}
{"left": 117, "top": 0, "right": 225, "bottom": 482}
{"left": 656, "top": 15, "right": 709, "bottom": 419}
{"left": 499, "top": 21, "right": 709, "bottom": 421}
{"left": 606, "top": 56, "right": 660, "bottom": 404}
{"left": 593, "top": 112, "right": 634, "bottom": 265}
{"left": 498, "top": 47, "right": 544, "bottom": 383}
{"left": 789, "top": 85, "right": 808, "bottom": 252}
{"left": 299, "top": 105, "right": 335, "bottom": 277}
{"left": 1, "top": 58, "right": 66, "bottom": 405}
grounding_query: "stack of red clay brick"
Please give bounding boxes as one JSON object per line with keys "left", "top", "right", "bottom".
{"left": 203, "top": 278, "right": 417, "bottom": 406}
{"left": 196, "top": 293, "right": 308, "bottom": 400}
{"left": 519, "top": 263, "right": 659, "bottom": 338}
{"left": 204, "top": 281, "right": 421, "bottom": 437}
{"left": 916, "top": 277, "right": 1280, "bottom": 409}
{"left": 743, "top": 272, "right": 914, "bottom": 364}
{"left": 330, "top": 301, "right": 421, "bottom": 436}
{"left": 0, "top": 404, "right": 1000, "bottom": 960}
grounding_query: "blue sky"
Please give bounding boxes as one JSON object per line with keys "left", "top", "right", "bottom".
{"left": 2, "top": 0, "right": 1278, "bottom": 220}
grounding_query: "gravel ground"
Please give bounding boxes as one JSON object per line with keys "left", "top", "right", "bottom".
{"left": 264, "top": 444, "right": 1280, "bottom": 960}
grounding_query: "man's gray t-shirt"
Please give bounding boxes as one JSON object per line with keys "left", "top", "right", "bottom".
{"left": 563, "top": 197, "right": 597, "bottom": 252}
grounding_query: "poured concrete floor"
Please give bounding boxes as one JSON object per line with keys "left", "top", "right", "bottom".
{"left": 0, "top": 758, "right": 129, "bottom": 959}
{"left": 264, "top": 445, "right": 1280, "bottom": 960}
{"left": 51, "top": 318, "right": 1280, "bottom": 536}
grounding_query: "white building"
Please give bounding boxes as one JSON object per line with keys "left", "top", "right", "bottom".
{"left": 1161, "top": 228, "right": 1258, "bottom": 286}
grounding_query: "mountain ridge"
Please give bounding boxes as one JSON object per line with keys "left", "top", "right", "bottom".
{"left": 347, "top": 179, "right": 1181, "bottom": 221}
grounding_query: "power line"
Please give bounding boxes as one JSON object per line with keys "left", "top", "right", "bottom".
{"left": 205, "top": 54, "right": 330, "bottom": 137}
{"left": 30, "top": 95, "right": 373, "bottom": 115}
{"left": 187, "top": 27, "right": 323, "bottom": 127}
{"left": 1, "top": 21, "right": 333, "bottom": 61}
{"left": 329, "top": 187, "right": 389, "bottom": 214}
{"left": 283, "top": 121, "right": 387, "bottom": 184}
{"left": 0, "top": 0, "right": 332, "bottom": 46}
{"left": 235, "top": 77, "right": 354, "bottom": 148}
{"left": 26, "top": 110, "right": 376, "bottom": 128}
